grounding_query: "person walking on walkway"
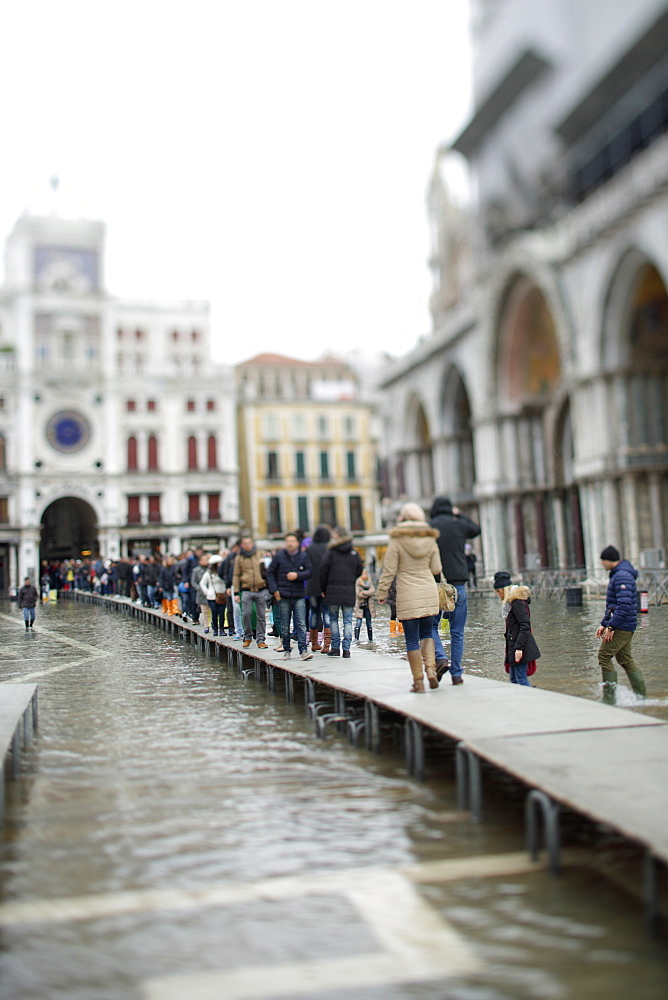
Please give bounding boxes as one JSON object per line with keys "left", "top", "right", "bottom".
{"left": 267, "top": 533, "right": 313, "bottom": 661}
{"left": 376, "top": 502, "right": 442, "bottom": 692}
{"left": 191, "top": 554, "right": 210, "bottom": 630}
{"left": 429, "top": 495, "right": 481, "bottom": 685}
{"left": 319, "top": 528, "right": 363, "bottom": 658}
{"left": 354, "top": 569, "right": 375, "bottom": 643}
{"left": 305, "top": 525, "right": 332, "bottom": 653}
{"left": 493, "top": 571, "right": 540, "bottom": 686}
{"left": 596, "top": 545, "right": 646, "bottom": 702}
{"left": 157, "top": 556, "right": 179, "bottom": 616}
{"left": 200, "top": 555, "right": 227, "bottom": 637}
{"left": 233, "top": 536, "right": 269, "bottom": 649}
{"left": 18, "top": 577, "right": 39, "bottom": 629}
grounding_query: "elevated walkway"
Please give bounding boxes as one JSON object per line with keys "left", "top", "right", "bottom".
{"left": 0, "top": 683, "right": 38, "bottom": 821}
{"left": 68, "top": 592, "right": 668, "bottom": 930}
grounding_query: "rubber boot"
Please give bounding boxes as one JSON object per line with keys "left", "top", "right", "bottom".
{"left": 367, "top": 626, "right": 373, "bottom": 641}
{"left": 170, "top": 599, "right": 179, "bottom": 615}
{"left": 601, "top": 666, "right": 617, "bottom": 704}
{"left": 389, "top": 619, "right": 397, "bottom": 635}
{"left": 320, "top": 627, "right": 332, "bottom": 654}
{"left": 161, "top": 599, "right": 170, "bottom": 614}
{"left": 354, "top": 622, "right": 361, "bottom": 641}
{"left": 407, "top": 649, "right": 425, "bottom": 692}
{"left": 309, "top": 628, "right": 321, "bottom": 651}
{"left": 420, "top": 637, "right": 439, "bottom": 689}
{"left": 627, "top": 668, "right": 647, "bottom": 698}
{"left": 397, "top": 621, "right": 404, "bottom": 634}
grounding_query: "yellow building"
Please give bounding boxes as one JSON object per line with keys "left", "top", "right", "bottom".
{"left": 236, "top": 353, "right": 379, "bottom": 540}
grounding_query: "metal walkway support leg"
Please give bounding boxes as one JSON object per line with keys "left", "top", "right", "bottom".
{"left": 455, "top": 742, "right": 482, "bottom": 822}
{"left": 364, "top": 701, "right": 380, "bottom": 753}
{"left": 405, "top": 719, "right": 425, "bottom": 781}
{"left": 305, "top": 678, "right": 317, "bottom": 714}
{"left": 285, "top": 672, "right": 295, "bottom": 704}
{"left": 11, "top": 729, "right": 20, "bottom": 779}
{"left": 525, "top": 789, "right": 561, "bottom": 875}
{"left": 266, "top": 664, "right": 275, "bottom": 693}
{"left": 644, "top": 852, "right": 662, "bottom": 938}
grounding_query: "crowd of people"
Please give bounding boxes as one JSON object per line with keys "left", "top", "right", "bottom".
{"left": 33, "top": 495, "right": 645, "bottom": 701}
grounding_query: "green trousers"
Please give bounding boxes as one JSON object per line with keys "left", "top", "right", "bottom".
{"left": 598, "top": 628, "right": 646, "bottom": 699}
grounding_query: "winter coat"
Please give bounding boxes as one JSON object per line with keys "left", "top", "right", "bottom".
{"left": 233, "top": 548, "right": 268, "bottom": 593}
{"left": 191, "top": 564, "right": 208, "bottom": 606}
{"left": 319, "top": 537, "right": 364, "bottom": 607}
{"left": 200, "top": 568, "right": 227, "bottom": 602}
{"left": 266, "top": 548, "right": 312, "bottom": 598}
{"left": 157, "top": 565, "right": 177, "bottom": 591}
{"left": 429, "top": 496, "right": 480, "bottom": 584}
{"left": 221, "top": 551, "right": 237, "bottom": 588}
{"left": 353, "top": 576, "right": 376, "bottom": 617}
{"left": 503, "top": 587, "right": 541, "bottom": 664}
{"left": 305, "top": 541, "right": 330, "bottom": 597}
{"left": 601, "top": 559, "right": 638, "bottom": 632}
{"left": 17, "top": 584, "right": 38, "bottom": 609}
{"left": 376, "top": 520, "right": 442, "bottom": 620}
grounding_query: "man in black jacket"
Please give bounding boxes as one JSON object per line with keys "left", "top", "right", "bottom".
{"left": 267, "top": 534, "right": 313, "bottom": 661}
{"left": 18, "top": 577, "right": 39, "bottom": 629}
{"left": 429, "top": 495, "right": 480, "bottom": 684}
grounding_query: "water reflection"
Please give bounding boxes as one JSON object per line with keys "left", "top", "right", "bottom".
{"left": 0, "top": 600, "right": 666, "bottom": 999}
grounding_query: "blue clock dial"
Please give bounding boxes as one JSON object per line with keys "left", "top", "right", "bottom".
{"left": 46, "top": 411, "right": 91, "bottom": 454}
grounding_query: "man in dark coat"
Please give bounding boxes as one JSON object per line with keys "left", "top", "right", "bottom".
{"left": 305, "top": 524, "right": 332, "bottom": 651}
{"left": 267, "top": 534, "right": 313, "bottom": 661}
{"left": 596, "top": 545, "right": 646, "bottom": 701}
{"left": 319, "top": 529, "right": 363, "bottom": 658}
{"left": 429, "top": 495, "right": 481, "bottom": 684}
{"left": 18, "top": 577, "right": 39, "bottom": 629}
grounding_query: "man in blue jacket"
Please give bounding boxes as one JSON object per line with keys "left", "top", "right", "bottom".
{"left": 596, "top": 545, "right": 646, "bottom": 701}
{"left": 267, "top": 533, "right": 313, "bottom": 661}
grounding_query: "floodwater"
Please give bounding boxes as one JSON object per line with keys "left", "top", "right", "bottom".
{"left": 0, "top": 597, "right": 666, "bottom": 1000}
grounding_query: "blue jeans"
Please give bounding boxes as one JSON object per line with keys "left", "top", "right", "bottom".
{"left": 278, "top": 597, "right": 307, "bottom": 653}
{"left": 510, "top": 661, "right": 531, "bottom": 686}
{"left": 208, "top": 599, "right": 226, "bottom": 635}
{"left": 22, "top": 607, "right": 36, "bottom": 625}
{"left": 432, "top": 583, "right": 467, "bottom": 676}
{"left": 402, "top": 616, "right": 433, "bottom": 651}
{"left": 309, "top": 595, "right": 331, "bottom": 630}
{"left": 328, "top": 604, "right": 353, "bottom": 651}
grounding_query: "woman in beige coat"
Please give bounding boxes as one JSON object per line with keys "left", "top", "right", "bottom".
{"left": 376, "top": 502, "right": 442, "bottom": 692}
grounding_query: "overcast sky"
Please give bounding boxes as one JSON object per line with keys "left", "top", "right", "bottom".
{"left": 0, "top": 0, "right": 472, "bottom": 364}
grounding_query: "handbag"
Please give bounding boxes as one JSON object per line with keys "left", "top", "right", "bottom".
{"left": 437, "top": 580, "right": 457, "bottom": 613}
{"left": 215, "top": 592, "right": 226, "bottom": 604}
{"left": 505, "top": 659, "right": 537, "bottom": 676}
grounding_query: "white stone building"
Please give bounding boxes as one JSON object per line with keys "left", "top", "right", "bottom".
{"left": 0, "top": 211, "right": 238, "bottom": 592}
{"left": 378, "top": 0, "right": 668, "bottom": 578}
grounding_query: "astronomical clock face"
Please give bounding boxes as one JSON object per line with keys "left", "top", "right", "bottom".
{"left": 45, "top": 411, "right": 91, "bottom": 454}
{"left": 34, "top": 246, "right": 98, "bottom": 293}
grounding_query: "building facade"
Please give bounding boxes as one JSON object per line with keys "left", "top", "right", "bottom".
{"left": 378, "top": 0, "right": 668, "bottom": 578}
{"left": 0, "top": 211, "right": 239, "bottom": 592}
{"left": 236, "top": 353, "right": 379, "bottom": 540}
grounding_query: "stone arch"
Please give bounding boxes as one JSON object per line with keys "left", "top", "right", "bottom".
{"left": 496, "top": 274, "right": 562, "bottom": 408}
{"left": 40, "top": 495, "right": 100, "bottom": 561}
{"left": 402, "top": 393, "right": 434, "bottom": 500}
{"left": 601, "top": 247, "right": 668, "bottom": 369}
{"left": 440, "top": 365, "right": 476, "bottom": 496}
